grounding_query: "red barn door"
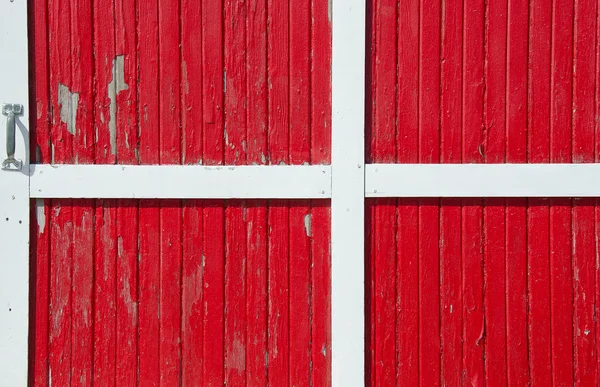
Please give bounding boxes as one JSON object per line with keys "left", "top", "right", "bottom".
{"left": 367, "top": 0, "right": 600, "bottom": 386}
{"left": 28, "top": 0, "right": 332, "bottom": 386}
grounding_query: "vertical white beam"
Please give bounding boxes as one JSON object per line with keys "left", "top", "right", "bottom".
{"left": 0, "top": 0, "right": 30, "bottom": 385}
{"left": 331, "top": 0, "right": 365, "bottom": 385}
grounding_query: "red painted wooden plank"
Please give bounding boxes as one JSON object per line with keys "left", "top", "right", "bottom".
{"left": 572, "top": 1, "right": 598, "bottom": 384}
{"left": 246, "top": 0, "right": 269, "bottom": 384}
{"left": 180, "top": 0, "right": 204, "bottom": 386}
{"left": 267, "top": 0, "right": 290, "bottom": 384}
{"left": 527, "top": 0, "right": 552, "bottom": 384}
{"left": 158, "top": 199, "right": 182, "bottom": 386}
{"left": 224, "top": 1, "right": 248, "bottom": 384}
{"left": 94, "top": 201, "right": 117, "bottom": 385}
{"left": 157, "top": 0, "right": 182, "bottom": 385}
{"left": 114, "top": 0, "right": 139, "bottom": 384}
{"left": 419, "top": 1, "right": 441, "bottom": 385}
{"left": 439, "top": 0, "right": 463, "bottom": 384}
{"left": 91, "top": 0, "right": 118, "bottom": 383}
{"left": 288, "top": 203, "right": 311, "bottom": 387}
{"left": 310, "top": 202, "right": 331, "bottom": 386}
{"left": 69, "top": 4, "right": 95, "bottom": 382}
{"left": 246, "top": 201, "right": 268, "bottom": 386}
{"left": 30, "top": 0, "right": 51, "bottom": 384}
{"left": 115, "top": 0, "right": 137, "bottom": 164}
{"left": 396, "top": 200, "right": 419, "bottom": 386}
{"left": 202, "top": 0, "right": 225, "bottom": 384}
{"left": 115, "top": 204, "right": 138, "bottom": 386}
{"left": 572, "top": 200, "right": 597, "bottom": 385}
{"left": 48, "top": 0, "right": 74, "bottom": 384}
{"left": 311, "top": 0, "right": 332, "bottom": 165}
{"left": 370, "top": 0, "right": 397, "bottom": 385}
{"left": 71, "top": 207, "right": 94, "bottom": 385}
{"left": 505, "top": 0, "right": 529, "bottom": 385}
{"left": 49, "top": 201, "right": 74, "bottom": 387}
{"left": 483, "top": 0, "right": 508, "bottom": 385}
{"left": 461, "top": 200, "right": 484, "bottom": 387}
{"left": 92, "top": 0, "right": 116, "bottom": 165}
{"left": 138, "top": 203, "right": 160, "bottom": 386}
{"left": 440, "top": 198, "right": 462, "bottom": 386}
{"left": 181, "top": 200, "right": 204, "bottom": 386}
{"left": 310, "top": 1, "right": 332, "bottom": 384}
{"left": 267, "top": 203, "right": 290, "bottom": 386}
{"left": 549, "top": 201, "right": 573, "bottom": 386}
{"left": 289, "top": 0, "right": 312, "bottom": 384}
{"left": 137, "top": 0, "right": 160, "bottom": 384}
{"left": 462, "top": 2, "right": 485, "bottom": 386}
{"left": 224, "top": 201, "right": 247, "bottom": 385}
{"left": 395, "top": 0, "right": 419, "bottom": 385}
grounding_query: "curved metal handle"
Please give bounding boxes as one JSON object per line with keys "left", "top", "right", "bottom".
{"left": 2, "top": 104, "right": 23, "bottom": 171}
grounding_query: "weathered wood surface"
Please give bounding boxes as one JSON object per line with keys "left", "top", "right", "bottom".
{"left": 367, "top": 0, "right": 600, "bottom": 385}
{"left": 29, "top": 0, "right": 331, "bottom": 385}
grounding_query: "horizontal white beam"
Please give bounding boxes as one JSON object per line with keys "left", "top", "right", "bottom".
{"left": 30, "top": 164, "right": 332, "bottom": 199}
{"left": 367, "top": 164, "right": 600, "bottom": 198}
{"left": 29, "top": 163, "right": 600, "bottom": 200}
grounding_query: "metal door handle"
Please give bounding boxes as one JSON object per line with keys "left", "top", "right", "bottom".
{"left": 2, "top": 104, "right": 23, "bottom": 171}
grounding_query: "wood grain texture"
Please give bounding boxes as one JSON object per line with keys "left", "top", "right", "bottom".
{"left": 30, "top": 1, "right": 331, "bottom": 386}
{"left": 366, "top": 0, "right": 600, "bottom": 385}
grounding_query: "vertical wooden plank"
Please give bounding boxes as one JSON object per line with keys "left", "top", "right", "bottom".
{"left": 311, "top": 0, "right": 332, "bottom": 166}
{"left": 419, "top": 1, "right": 441, "bottom": 385}
{"left": 572, "top": 1, "right": 597, "bottom": 384}
{"left": 181, "top": 200, "right": 203, "bottom": 386}
{"left": 69, "top": 5, "right": 95, "bottom": 384}
{"left": 370, "top": 0, "right": 397, "bottom": 384}
{"left": 224, "top": 1, "right": 248, "bottom": 384}
{"left": 289, "top": 0, "right": 312, "bottom": 384}
{"left": 527, "top": 0, "right": 552, "bottom": 384}
{"left": 462, "top": 0, "right": 485, "bottom": 385}
{"left": 71, "top": 200, "right": 94, "bottom": 387}
{"left": 158, "top": 1, "right": 182, "bottom": 385}
{"left": 202, "top": 0, "right": 225, "bottom": 383}
{"left": 396, "top": 0, "right": 420, "bottom": 385}
{"left": 288, "top": 202, "right": 311, "bottom": 387}
{"left": 246, "top": 200, "right": 268, "bottom": 386}
{"left": 310, "top": 0, "right": 332, "bottom": 384}
{"left": 30, "top": 0, "right": 51, "bottom": 383}
{"left": 94, "top": 202, "right": 117, "bottom": 386}
{"left": 267, "top": 0, "right": 290, "bottom": 383}
{"left": 505, "top": 0, "right": 529, "bottom": 385}
{"left": 549, "top": 19, "right": 575, "bottom": 365}
{"left": 49, "top": 200, "right": 73, "bottom": 387}
{"left": 114, "top": 0, "right": 139, "bottom": 384}
{"left": 180, "top": 0, "right": 204, "bottom": 386}
{"left": 483, "top": 0, "right": 507, "bottom": 384}
{"left": 246, "top": 0, "right": 269, "bottom": 384}
{"left": 92, "top": 0, "right": 117, "bottom": 382}
{"left": 138, "top": 0, "right": 160, "bottom": 384}
{"left": 439, "top": 0, "right": 463, "bottom": 384}
{"left": 48, "top": 0, "right": 73, "bottom": 383}
{"left": 310, "top": 202, "right": 331, "bottom": 387}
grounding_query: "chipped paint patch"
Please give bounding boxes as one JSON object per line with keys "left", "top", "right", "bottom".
{"left": 58, "top": 83, "right": 79, "bottom": 135}
{"left": 328, "top": 0, "right": 332, "bottom": 22}
{"left": 108, "top": 55, "right": 129, "bottom": 156}
{"left": 36, "top": 199, "right": 46, "bottom": 235}
{"left": 304, "top": 213, "right": 312, "bottom": 237}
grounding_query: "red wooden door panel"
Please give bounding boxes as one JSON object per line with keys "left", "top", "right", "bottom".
{"left": 367, "top": 0, "right": 599, "bottom": 386}
{"left": 28, "top": 0, "right": 332, "bottom": 385}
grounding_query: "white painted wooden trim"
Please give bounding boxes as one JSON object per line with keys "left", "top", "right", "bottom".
{"left": 30, "top": 164, "right": 332, "bottom": 199}
{"left": 331, "top": 0, "right": 365, "bottom": 385}
{"left": 0, "top": 0, "right": 30, "bottom": 384}
{"left": 367, "top": 163, "right": 600, "bottom": 197}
